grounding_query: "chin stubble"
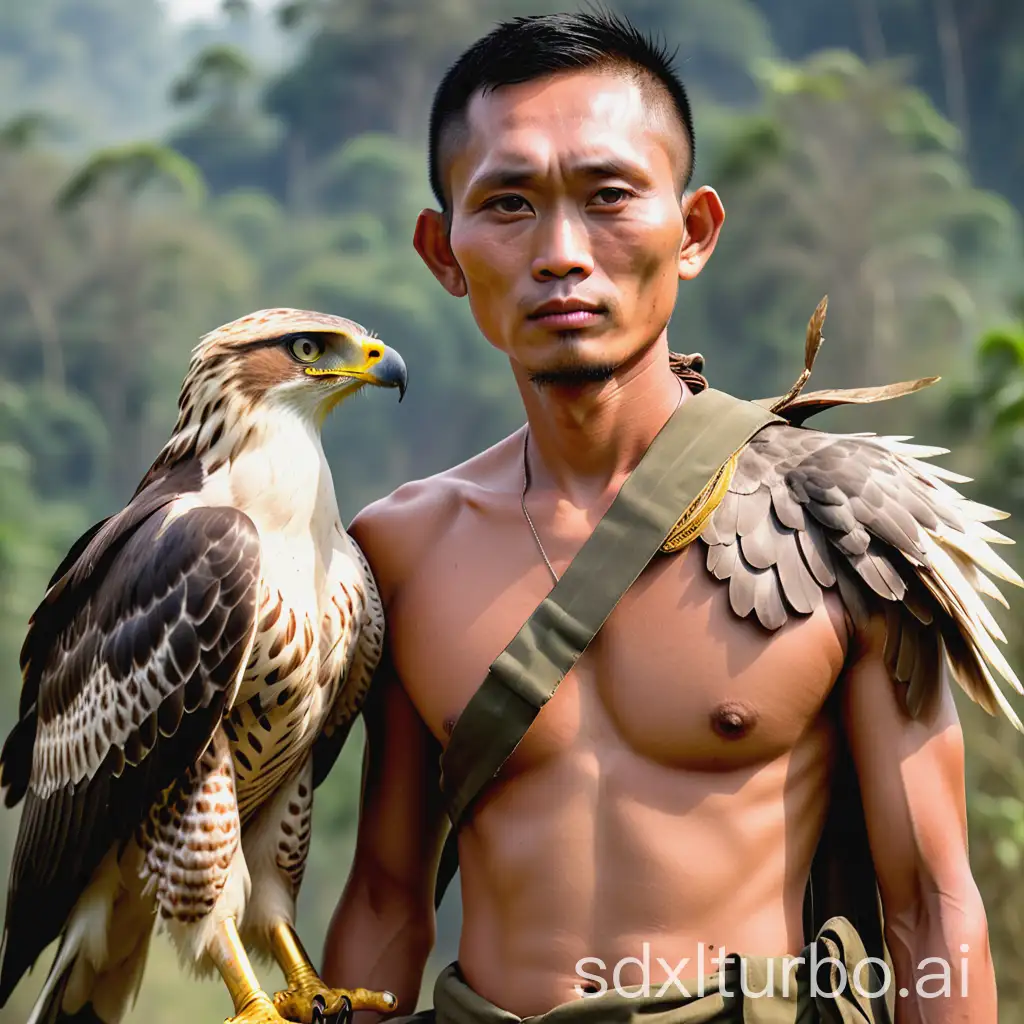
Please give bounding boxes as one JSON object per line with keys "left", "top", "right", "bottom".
{"left": 524, "top": 326, "right": 624, "bottom": 386}
{"left": 527, "top": 362, "right": 621, "bottom": 386}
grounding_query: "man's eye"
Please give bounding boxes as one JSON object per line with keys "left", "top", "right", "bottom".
{"left": 488, "top": 195, "right": 529, "bottom": 214}
{"left": 593, "top": 187, "right": 629, "bottom": 205}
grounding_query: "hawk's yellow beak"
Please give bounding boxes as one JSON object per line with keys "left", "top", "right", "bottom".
{"left": 304, "top": 337, "right": 408, "bottom": 402}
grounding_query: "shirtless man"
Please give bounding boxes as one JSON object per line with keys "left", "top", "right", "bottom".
{"left": 322, "top": 11, "right": 997, "bottom": 1023}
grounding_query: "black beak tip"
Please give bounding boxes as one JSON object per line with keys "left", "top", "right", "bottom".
{"left": 384, "top": 346, "right": 407, "bottom": 403}
{"left": 371, "top": 345, "right": 408, "bottom": 403}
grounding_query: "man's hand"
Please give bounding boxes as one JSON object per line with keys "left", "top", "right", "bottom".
{"left": 843, "top": 611, "right": 997, "bottom": 1023}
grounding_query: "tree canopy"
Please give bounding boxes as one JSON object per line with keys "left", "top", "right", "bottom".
{"left": 1, "top": 1, "right": 1023, "bottom": 1020}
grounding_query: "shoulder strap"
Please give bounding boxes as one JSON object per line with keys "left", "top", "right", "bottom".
{"left": 434, "top": 389, "right": 783, "bottom": 908}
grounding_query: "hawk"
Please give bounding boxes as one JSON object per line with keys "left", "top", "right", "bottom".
{"left": 680, "top": 298, "right": 1023, "bottom": 729}
{"left": 0, "top": 309, "right": 408, "bottom": 1024}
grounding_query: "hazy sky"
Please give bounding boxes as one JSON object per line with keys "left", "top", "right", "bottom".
{"left": 161, "top": 0, "right": 219, "bottom": 23}
{"left": 160, "top": 0, "right": 272, "bottom": 24}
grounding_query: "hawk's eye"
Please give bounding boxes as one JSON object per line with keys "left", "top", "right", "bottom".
{"left": 289, "top": 336, "right": 324, "bottom": 363}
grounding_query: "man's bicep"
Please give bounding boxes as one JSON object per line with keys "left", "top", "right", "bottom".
{"left": 841, "top": 611, "right": 975, "bottom": 927}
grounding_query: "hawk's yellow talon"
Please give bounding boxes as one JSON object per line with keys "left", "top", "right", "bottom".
{"left": 270, "top": 921, "right": 397, "bottom": 1022}
{"left": 273, "top": 982, "right": 398, "bottom": 1022}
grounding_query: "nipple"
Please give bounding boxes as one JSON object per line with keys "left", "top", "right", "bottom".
{"left": 710, "top": 701, "right": 758, "bottom": 740}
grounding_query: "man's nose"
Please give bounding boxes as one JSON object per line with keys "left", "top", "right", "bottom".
{"left": 531, "top": 212, "right": 594, "bottom": 281}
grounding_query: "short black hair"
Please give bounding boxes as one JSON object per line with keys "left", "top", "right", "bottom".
{"left": 428, "top": 9, "right": 695, "bottom": 210}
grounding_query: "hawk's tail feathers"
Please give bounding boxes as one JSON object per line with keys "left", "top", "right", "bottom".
{"left": 29, "top": 952, "right": 108, "bottom": 1024}
{"left": 26, "top": 931, "right": 79, "bottom": 1024}
{"left": 23, "top": 908, "right": 153, "bottom": 1024}
{"left": 18, "top": 850, "right": 153, "bottom": 1024}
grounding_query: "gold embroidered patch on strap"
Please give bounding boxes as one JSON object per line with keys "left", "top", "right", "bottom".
{"left": 660, "top": 452, "right": 739, "bottom": 554}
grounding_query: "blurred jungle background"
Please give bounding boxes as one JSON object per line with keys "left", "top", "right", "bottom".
{"left": 1, "top": 0, "right": 1024, "bottom": 1019}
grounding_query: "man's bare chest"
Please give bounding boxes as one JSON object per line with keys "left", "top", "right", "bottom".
{"left": 389, "top": 506, "right": 851, "bottom": 775}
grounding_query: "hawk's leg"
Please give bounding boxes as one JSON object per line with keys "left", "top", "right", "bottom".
{"left": 207, "top": 916, "right": 292, "bottom": 1024}
{"left": 240, "top": 758, "right": 397, "bottom": 1023}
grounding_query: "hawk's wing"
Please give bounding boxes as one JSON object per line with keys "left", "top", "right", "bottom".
{"left": 311, "top": 535, "right": 385, "bottom": 789}
{"left": 0, "top": 497, "right": 261, "bottom": 1004}
{"left": 697, "top": 423, "right": 1023, "bottom": 726}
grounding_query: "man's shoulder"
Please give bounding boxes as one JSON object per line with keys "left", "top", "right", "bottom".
{"left": 348, "top": 430, "right": 522, "bottom": 601}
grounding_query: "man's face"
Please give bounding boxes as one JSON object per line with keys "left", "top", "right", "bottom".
{"left": 416, "top": 69, "right": 721, "bottom": 384}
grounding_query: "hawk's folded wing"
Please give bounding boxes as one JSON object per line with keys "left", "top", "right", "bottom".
{"left": 698, "top": 424, "right": 1024, "bottom": 727}
{"left": 0, "top": 500, "right": 260, "bottom": 1003}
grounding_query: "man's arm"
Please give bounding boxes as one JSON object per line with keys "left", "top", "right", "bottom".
{"left": 842, "top": 611, "right": 996, "bottom": 1023}
{"left": 323, "top": 495, "right": 450, "bottom": 1018}
{"left": 321, "top": 642, "right": 448, "bottom": 1017}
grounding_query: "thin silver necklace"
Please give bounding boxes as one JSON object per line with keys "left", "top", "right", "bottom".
{"left": 521, "top": 376, "right": 686, "bottom": 583}
{"left": 521, "top": 430, "right": 560, "bottom": 583}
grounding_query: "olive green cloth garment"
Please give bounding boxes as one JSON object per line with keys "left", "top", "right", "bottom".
{"left": 391, "top": 917, "right": 892, "bottom": 1024}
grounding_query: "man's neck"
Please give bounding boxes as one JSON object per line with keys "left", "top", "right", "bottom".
{"left": 514, "top": 335, "right": 690, "bottom": 510}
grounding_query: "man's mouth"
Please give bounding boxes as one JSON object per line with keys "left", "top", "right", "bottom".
{"left": 527, "top": 299, "right": 607, "bottom": 329}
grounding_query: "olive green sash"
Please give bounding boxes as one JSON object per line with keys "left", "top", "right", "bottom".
{"left": 434, "top": 388, "right": 784, "bottom": 908}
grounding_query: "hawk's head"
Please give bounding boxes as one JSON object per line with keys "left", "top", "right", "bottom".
{"left": 145, "top": 308, "right": 408, "bottom": 486}
{"left": 186, "top": 307, "right": 407, "bottom": 422}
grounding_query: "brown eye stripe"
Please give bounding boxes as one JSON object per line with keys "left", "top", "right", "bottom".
{"left": 233, "top": 347, "right": 298, "bottom": 401}
{"left": 230, "top": 331, "right": 337, "bottom": 354}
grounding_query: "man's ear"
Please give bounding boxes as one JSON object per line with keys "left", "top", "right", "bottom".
{"left": 413, "top": 209, "right": 467, "bottom": 298}
{"left": 678, "top": 186, "right": 725, "bottom": 282}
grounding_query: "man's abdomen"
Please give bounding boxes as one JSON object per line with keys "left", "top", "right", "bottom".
{"left": 455, "top": 717, "right": 836, "bottom": 1017}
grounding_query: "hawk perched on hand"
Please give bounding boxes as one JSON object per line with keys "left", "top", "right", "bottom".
{"left": 0, "top": 309, "right": 408, "bottom": 1024}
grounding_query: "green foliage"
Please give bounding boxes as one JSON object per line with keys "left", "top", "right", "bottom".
{"left": 699, "top": 50, "right": 1021, "bottom": 425}
{"left": 312, "top": 133, "right": 427, "bottom": 231}
{"left": 0, "top": 112, "right": 62, "bottom": 151}
{"left": 2, "top": 2, "right": 1024, "bottom": 1021}
{"left": 712, "top": 113, "right": 784, "bottom": 184}
{"left": 0, "top": 383, "right": 109, "bottom": 504}
{"left": 974, "top": 794, "right": 1024, "bottom": 870}
{"left": 607, "top": 0, "right": 777, "bottom": 103}
{"left": 58, "top": 143, "right": 207, "bottom": 211}
{"left": 946, "top": 324, "right": 1024, "bottom": 512}
{"left": 0, "top": 0, "right": 181, "bottom": 147}
{"left": 748, "top": 0, "right": 1024, "bottom": 211}
{"left": 961, "top": 703, "right": 1024, "bottom": 1013}
{"left": 964, "top": 326, "right": 1024, "bottom": 431}
{"left": 171, "top": 43, "right": 255, "bottom": 108}
{"left": 167, "top": 38, "right": 285, "bottom": 197}
{"left": 0, "top": 387, "right": 86, "bottom": 656}
{"left": 264, "top": 0, "right": 491, "bottom": 170}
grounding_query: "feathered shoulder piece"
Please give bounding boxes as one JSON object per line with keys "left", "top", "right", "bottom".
{"left": 669, "top": 297, "right": 1024, "bottom": 729}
